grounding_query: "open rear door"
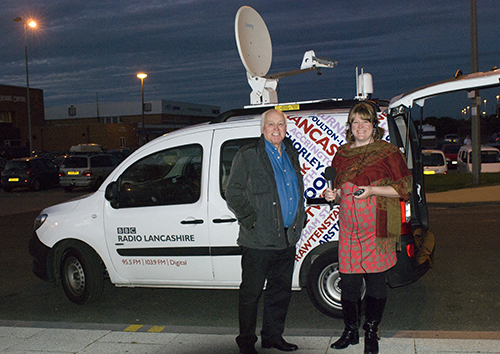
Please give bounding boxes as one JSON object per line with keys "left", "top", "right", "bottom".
{"left": 388, "top": 68, "right": 500, "bottom": 231}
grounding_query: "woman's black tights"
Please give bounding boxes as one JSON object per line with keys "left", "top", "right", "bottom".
{"left": 340, "top": 272, "right": 387, "bottom": 301}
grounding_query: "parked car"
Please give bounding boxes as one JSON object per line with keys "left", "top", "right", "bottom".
{"left": 457, "top": 145, "right": 500, "bottom": 173}
{"left": 489, "top": 132, "right": 500, "bottom": 143}
{"left": 444, "top": 134, "right": 460, "bottom": 143}
{"left": 422, "top": 150, "right": 447, "bottom": 174}
{"left": 0, "top": 157, "right": 7, "bottom": 174}
{"left": 441, "top": 144, "right": 462, "bottom": 170}
{"left": 1, "top": 157, "right": 59, "bottom": 192}
{"left": 52, "top": 155, "right": 68, "bottom": 169}
{"left": 59, "top": 154, "right": 120, "bottom": 191}
{"left": 107, "top": 148, "right": 135, "bottom": 163}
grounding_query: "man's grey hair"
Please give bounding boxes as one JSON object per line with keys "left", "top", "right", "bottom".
{"left": 261, "top": 108, "right": 287, "bottom": 127}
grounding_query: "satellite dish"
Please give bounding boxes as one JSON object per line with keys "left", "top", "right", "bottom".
{"left": 234, "top": 6, "right": 337, "bottom": 106}
{"left": 235, "top": 6, "right": 272, "bottom": 77}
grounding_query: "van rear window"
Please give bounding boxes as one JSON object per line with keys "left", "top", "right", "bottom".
{"left": 62, "top": 157, "right": 88, "bottom": 168}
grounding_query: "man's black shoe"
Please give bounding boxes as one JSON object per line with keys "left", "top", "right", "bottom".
{"left": 262, "top": 339, "right": 298, "bottom": 351}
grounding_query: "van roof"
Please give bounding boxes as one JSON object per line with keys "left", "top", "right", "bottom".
{"left": 211, "top": 98, "right": 389, "bottom": 124}
{"left": 459, "top": 145, "right": 500, "bottom": 152}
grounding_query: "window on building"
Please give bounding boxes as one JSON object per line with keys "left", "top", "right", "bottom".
{"left": 144, "top": 103, "right": 152, "bottom": 112}
{"left": 0, "top": 111, "right": 12, "bottom": 123}
{"left": 119, "top": 137, "right": 126, "bottom": 148}
{"left": 68, "top": 106, "right": 76, "bottom": 116}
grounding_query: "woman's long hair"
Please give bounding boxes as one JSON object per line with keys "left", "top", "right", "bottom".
{"left": 345, "top": 102, "right": 385, "bottom": 143}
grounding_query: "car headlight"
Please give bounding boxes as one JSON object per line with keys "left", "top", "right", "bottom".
{"left": 34, "top": 213, "right": 48, "bottom": 231}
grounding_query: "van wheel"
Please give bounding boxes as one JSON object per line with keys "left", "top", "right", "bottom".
{"left": 306, "top": 251, "right": 343, "bottom": 318}
{"left": 60, "top": 246, "right": 104, "bottom": 304}
{"left": 306, "top": 251, "right": 366, "bottom": 318}
{"left": 3, "top": 186, "right": 12, "bottom": 192}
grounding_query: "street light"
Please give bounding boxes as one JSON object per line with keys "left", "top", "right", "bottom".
{"left": 13, "top": 17, "right": 36, "bottom": 156}
{"left": 137, "top": 73, "right": 147, "bottom": 145}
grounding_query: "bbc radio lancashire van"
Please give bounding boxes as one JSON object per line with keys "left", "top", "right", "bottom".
{"left": 28, "top": 6, "right": 500, "bottom": 317}
{"left": 29, "top": 66, "right": 500, "bottom": 317}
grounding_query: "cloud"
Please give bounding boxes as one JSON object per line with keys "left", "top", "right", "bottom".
{"left": 2, "top": 0, "right": 500, "bottom": 117}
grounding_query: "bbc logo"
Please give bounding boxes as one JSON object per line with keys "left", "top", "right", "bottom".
{"left": 117, "top": 227, "right": 137, "bottom": 234}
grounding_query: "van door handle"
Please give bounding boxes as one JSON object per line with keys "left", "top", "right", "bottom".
{"left": 212, "top": 218, "right": 237, "bottom": 224}
{"left": 180, "top": 219, "right": 204, "bottom": 225}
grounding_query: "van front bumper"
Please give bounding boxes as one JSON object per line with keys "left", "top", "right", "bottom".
{"left": 28, "top": 232, "right": 50, "bottom": 281}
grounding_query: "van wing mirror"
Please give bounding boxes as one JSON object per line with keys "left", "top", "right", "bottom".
{"left": 105, "top": 181, "right": 118, "bottom": 203}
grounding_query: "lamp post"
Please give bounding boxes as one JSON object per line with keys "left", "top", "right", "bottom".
{"left": 137, "top": 73, "right": 147, "bottom": 145}
{"left": 14, "top": 17, "right": 36, "bottom": 156}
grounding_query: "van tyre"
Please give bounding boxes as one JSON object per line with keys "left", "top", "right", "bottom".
{"left": 60, "top": 246, "right": 104, "bottom": 304}
{"left": 306, "top": 251, "right": 343, "bottom": 318}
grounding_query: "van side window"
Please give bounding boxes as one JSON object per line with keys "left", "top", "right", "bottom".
{"left": 220, "top": 138, "right": 259, "bottom": 199}
{"left": 115, "top": 144, "right": 202, "bottom": 208}
{"left": 481, "top": 150, "right": 500, "bottom": 163}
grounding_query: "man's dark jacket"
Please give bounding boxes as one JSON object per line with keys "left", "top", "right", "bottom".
{"left": 226, "top": 135, "right": 306, "bottom": 250}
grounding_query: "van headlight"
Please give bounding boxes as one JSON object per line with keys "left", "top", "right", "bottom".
{"left": 34, "top": 213, "right": 48, "bottom": 231}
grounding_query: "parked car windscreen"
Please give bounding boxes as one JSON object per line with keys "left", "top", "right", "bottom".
{"left": 442, "top": 145, "right": 461, "bottom": 154}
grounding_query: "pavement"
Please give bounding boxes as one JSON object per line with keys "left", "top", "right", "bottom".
{"left": 1, "top": 186, "right": 500, "bottom": 353}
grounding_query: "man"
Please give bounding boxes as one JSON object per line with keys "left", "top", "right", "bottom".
{"left": 226, "top": 109, "right": 306, "bottom": 354}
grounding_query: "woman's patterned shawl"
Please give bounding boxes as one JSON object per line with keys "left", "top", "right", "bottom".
{"left": 332, "top": 139, "right": 413, "bottom": 252}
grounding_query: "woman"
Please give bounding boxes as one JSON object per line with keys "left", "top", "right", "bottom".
{"left": 325, "top": 102, "right": 412, "bottom": 354}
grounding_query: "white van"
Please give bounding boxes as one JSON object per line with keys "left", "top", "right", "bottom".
{"left": 457, "top": 145, "right": 500, "bottom": 173}
{"left": 422, "top": 149, "right": 448, "bottom": 174}
{"left": 27, "top": 7, "right": 500, "bottom": 318}
{"left": 29, "top": 65, "right": 500, "bottom": 316}
{"left": 30, "top": 98, "right": 432, "bottom": 316}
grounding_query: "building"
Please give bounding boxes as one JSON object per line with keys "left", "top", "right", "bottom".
{"left": 42, "top": 100, "right": 221, "bottom": 152}
{"left": 1, "top": 82, "right": 221, "bottom": 155}
{"left": 0, "top": 84, "right": 44, "bottom": 157}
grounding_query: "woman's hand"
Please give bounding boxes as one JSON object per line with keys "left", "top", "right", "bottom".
{"left": 353, "top": 185, "right": 399, "bottom": 199}
{"left": 324, "top": 187, "right": 339, "bottom": 202}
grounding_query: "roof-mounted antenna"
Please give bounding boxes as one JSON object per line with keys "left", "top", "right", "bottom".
{"left": 355, "top": 67, "right": 373, "bottom": 100}
{"left": 235, "top": 6, "right": 337, "bottom": 106}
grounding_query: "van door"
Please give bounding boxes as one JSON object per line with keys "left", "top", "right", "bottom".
{"left": 103, "top": 132, "right": 213, "bottom": 285}
{"left": 387, "top": 108, "right": 429, "bottom": 230}
{"left": 208, "top": 123, "right": 261, "bottom": 285}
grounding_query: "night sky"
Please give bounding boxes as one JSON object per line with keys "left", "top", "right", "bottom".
{"left": 3, "top": 0, "right": 500, "bottom": 118}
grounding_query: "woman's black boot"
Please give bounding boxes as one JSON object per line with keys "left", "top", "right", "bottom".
{"left": 363, "top": 296, "right": 386, "bottom": 354}
{"left": 331, "top": 300, "right": 360, "bottom": 349}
